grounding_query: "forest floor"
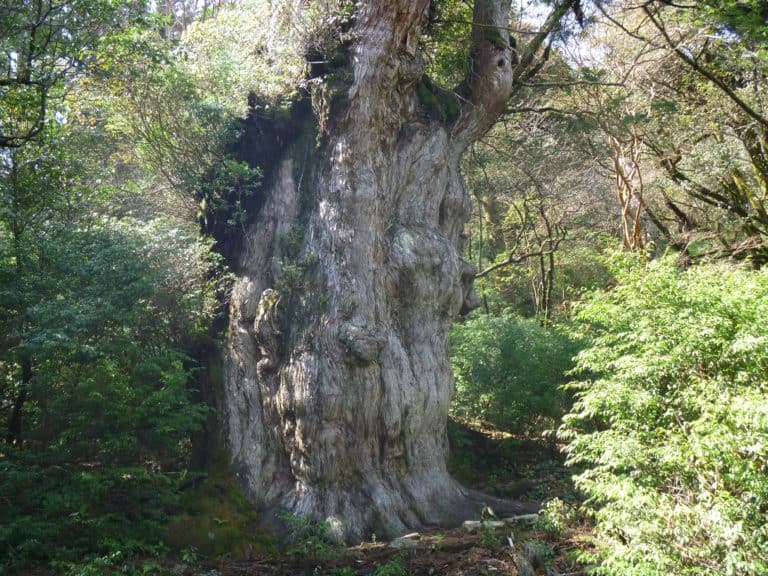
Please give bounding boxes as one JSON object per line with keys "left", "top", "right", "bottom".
{"left": 14, "top": 423, "right": 595, "bottom": 575}
{"left": 168, "top": 421, "right": 596, "bottom": 576}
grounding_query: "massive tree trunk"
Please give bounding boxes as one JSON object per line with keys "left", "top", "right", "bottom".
{"left": 223, "top": 0, "right": 522, "bottom": 542}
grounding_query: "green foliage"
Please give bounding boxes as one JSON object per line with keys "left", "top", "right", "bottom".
{"left": 0, "top": 219, "right": 216, "bottom": 570}
{"left": 450, "top": 312, "right": 581, "bottom": 434}
{"left": 328, "top": 567, "right": 358, "bottom": 576}
{"left": 374, "top": 557, "right": 408, "bottom": 576}
{"left": 181, "top": 0, "right": 303, "bottom": 108}
{"left": 694, "top": 0, "right": 768, "bottom": 44}
{"left": 0, "top": 0, "right": 145, "bottom": 147}
{"left": 50, "top": 550, "right": 160, "bottom": 576}
{"left": 480, "top": 241, "right": 615, "bottom": 322}
{"left": 165, "top": 473, "right": 275, "bottom": 559}
{"left": 0, "top": 1, "right": 256, "bottom": 574}
{"left": 197, "top": 158, "right": 262, "bottom": 250}
{"left": 415, "top": 77, "right": 461, "bottom": 123}
{"left": 560, "top": 254, "right": 768, "bottom": 575}
{"left": 99, "top": 30, "right": 245, "bottom": 197}
{"left": 280, "top": 513, "right": 340, "bottom": 559}
{"left": 424, "top": 0, "right": 473, "bottom": 85}
{"left": 556, "top": 244, "right": 617, "bottom": 311}
{"left": 0, "top": 126, "right": 220, "bottom": 569}
{"left": 535, "top": 497, "right": 574, "bottom": 536}
{"left": 95, "top": 26, "right": 276, "bottom": 267}
{"left": 478, "top": 523, "right": 503, "bottom": 549}
{"left": 1, "top": 453, "right": 178, "bottom": 568}
{"left": 182, "top": 0, "right": 356, "bottom": 109}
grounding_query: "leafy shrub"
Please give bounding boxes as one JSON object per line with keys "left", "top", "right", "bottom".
{"left": 374, "top": 557, "right": 408, "bottom": 576}
{"left": 560, "top": 254, "right": 768, "bottom": 575}
{"left": 0, "top": 453, "right": 181, "bottom": 567}
{"left": 280, "top": 513, "right": 340, "bottom": 559}
{"left": 0, "top": 220, "right": 217, "bottom": 570}
{"left": 450, "top": 312, "right": 581, "bottom": 434}
{"left": 536, "top": 497, "right": 573, "bottom": 535}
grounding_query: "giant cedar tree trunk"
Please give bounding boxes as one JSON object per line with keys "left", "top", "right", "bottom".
{"left": 223, "top": 0, "right": 519, "bottom": 541}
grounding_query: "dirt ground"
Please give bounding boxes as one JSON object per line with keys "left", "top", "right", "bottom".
{"left": 185, "top": 525, "right": 594, "bottom": 575}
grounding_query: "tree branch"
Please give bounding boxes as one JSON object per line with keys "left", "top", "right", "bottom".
{"left": 449, "top": 0, "right": 515, "bottom": 145}
{"left": 451, "top": 0, "right": 579, "bottom": 147}
{"left": 641, "top": 4, "right": 768, "bottom": 129}
{"left": 475, "top": 237, "right": 565, "bottom": 278}
{"left": 515, "top": 78, "right": 626, "bottom": 88}
{"left": 505, "top": 105, "right": 580, "bottom": 115}
{"left": 513, "top": 0, "right": 579, "bottom": 81}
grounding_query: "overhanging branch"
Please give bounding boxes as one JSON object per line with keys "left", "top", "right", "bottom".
{"left": 602, "top": 2, "right": 768, "bottom": 130}
{"left": 514, "top": 0, "right": 579, "bottom": 81}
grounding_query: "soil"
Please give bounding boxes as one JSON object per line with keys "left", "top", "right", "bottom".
{"left": 183, "top": 526, "right": 594, "bottom": 575}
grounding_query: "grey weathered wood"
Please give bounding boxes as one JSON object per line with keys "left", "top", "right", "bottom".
{"left": 463, "top": 520, "right": 507, "bottom": 532}
{"left": 462, "top": 514, "right": 539, "bottom": 532}
{"left": 222, "top": 0, "right": 517, "bottom": 542}
{"left": 389, "top": 532, "right": 421, "bottom": 548}
{"left": 503, "top": 514, "right": 540, "bottom": 525}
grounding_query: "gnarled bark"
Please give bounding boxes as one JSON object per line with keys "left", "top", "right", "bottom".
{"left": 223, "top": 0, "right": 526, "bottom": 542}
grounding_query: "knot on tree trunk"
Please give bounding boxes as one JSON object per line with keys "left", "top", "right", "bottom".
{"left": 389, "top": 226, "right": 476, "bottom": 317}
{"left": 339, "top": 322, "right": 386, "bottom": 364}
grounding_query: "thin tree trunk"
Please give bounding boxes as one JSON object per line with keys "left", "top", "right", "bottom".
{"left": 6, "top": 155, "right": 30, "bottom": 446}
{"left": 6, "top": 357, "right": 31, "bottom": 445}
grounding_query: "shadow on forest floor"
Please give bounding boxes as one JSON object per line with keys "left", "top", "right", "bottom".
{"left": 447, "top": 418, "right": 580, "bottom": 504}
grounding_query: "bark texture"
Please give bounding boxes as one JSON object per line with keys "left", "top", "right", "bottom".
{"left": 223, "top": 0, "right": 517, "bottom": 541}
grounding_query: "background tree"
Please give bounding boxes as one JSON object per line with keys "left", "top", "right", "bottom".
{"left": 0, "top": 1, "right": 228, "bottom": 568}
{"left": 572, "top": 0, "right": 768, "bottom": 264}
{"left": 0, "top": 0, "right": 144, "bottom": 147}
{"left": 462, "top": 88, "right": 616, "bottom": 321}
{"left": 0, "top": 112, "right": 219, "bottom": 571}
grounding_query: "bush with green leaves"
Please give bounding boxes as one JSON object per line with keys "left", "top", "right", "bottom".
{"left": 450, "top": 312, "right": 581, "bottom": 434}
{"left": 560, "top": 253, "right": 768, "bottom": 576}
{"left": 280, "top": 512, "right": 340, "bottom": 559}
{"left": 374, "top": 557, "right": 408, "bottom": 576}
{"left": 0, "top": 219, "right": 219, "bottom": 570}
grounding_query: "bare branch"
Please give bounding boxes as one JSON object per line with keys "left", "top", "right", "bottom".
{"left": 438, "top": 18, "right": 548, "bottom": 35}
{"left": 515, "top": 79, "right": 625, "bottom": 88}
{"left": 505, "top": 106, "right": 580, "bottom": 115}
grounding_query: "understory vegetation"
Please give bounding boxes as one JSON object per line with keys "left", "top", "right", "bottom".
{"left": 450, "top": 313, "right": 580, "bottom": 435}
{"left": 562, "top": 255, "right": 768, "bottom": 576}
{"left": 3, "top": 0, "right": 768, "bottom": 574}
{"left": 449, "top": 255, "right": 768, "bottom": 576}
